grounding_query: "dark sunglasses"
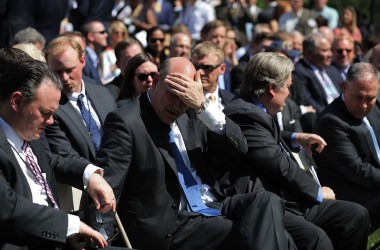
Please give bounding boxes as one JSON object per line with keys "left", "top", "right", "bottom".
{"left": 93, "top": 30, "right": 107, "bottom": 35}
{"left": 336, "top": 49, "right": 353, "bottom": 54}
{"left": 150, "top": 38, "right": 165, "bottom": 43}
{"left": 193, "top": 63, "right": 222, "bottom": 72}
{"left": 135, "top": 72, "right": 157, "bottom": 81}
{"left": 87, "top": 212, "right": 119, "bottom": 249}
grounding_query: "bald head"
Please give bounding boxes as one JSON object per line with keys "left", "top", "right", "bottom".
{"left": 151, "top": 57, "right": 197, "bottom": 124}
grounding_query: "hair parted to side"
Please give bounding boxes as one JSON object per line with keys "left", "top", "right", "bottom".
{"left": 0, "top": 60, "right": 62, "bottom": 103}
{"left": 346, "top": 62, "right": 380, "bottom": 86}
{"left": 191, "top": 41, "right": 224, "bottom": 63}
{"left": 240, "top": 52, "right": 294, "bottom": 99}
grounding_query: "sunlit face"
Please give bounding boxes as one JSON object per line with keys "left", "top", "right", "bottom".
{"left": 118, "top": 44, "right": 143, "bottom": 75}
{"left": 133, "top": 61, "right": 158, "bottom": 96}
{"left": 148, "top": 30, "right": 165, "bottom": 53}
{"left": 150, "top": 59, "right": 195, "bottom": 124}
{"left": 47, "top": 45, "right": 84, "bottom": 94}
{"left": 12, "top": 82, "right": 61, "bottom": 141}
{"left": 343, "top": 77, "right": 379, "bottom": 120}
{"left": 170, "top": 34, "right": 191, "bottom": 58}
{"left": 110, "top": 28, "right": 126, "bottom": 47}
{"left": 292, "top": 34, "right": 303, "bottom": 52}
{"left": 268, "top": 75, "right": 292, "bottom": 115}
{"left": 312, "top": 38, "right": 332, "bottom": 68}
{"left": 191, "top": 54, "right": 224, "bottom": 93}
{"left": 332, "top": 39, "right": 354, "bottom": 68}
{"left": 89, "top": 22, "right": 108, "bottom": 48}
{"left": 205, "top": 26, "right": 227, "bottom": 49}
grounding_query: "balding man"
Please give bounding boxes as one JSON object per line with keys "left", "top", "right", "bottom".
{"left": 169, "top": 32, "right": 192, "bottom": 58}
{"left": 314, "top": 63, "right": 380, "bottom": 232}
{"left": 84, "top": 57, "right": 297, "bottom": 250}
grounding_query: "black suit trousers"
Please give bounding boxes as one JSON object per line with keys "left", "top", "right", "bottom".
{"left": 285, "top": 200, "right": 369, "bottom": 250}
{"left": 171, "top": 190, "right": 296, "bottom": 250}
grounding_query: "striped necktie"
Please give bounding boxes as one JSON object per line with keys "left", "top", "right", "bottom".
{"left": 22, "top": 141, "right": 59, "bottom": 209}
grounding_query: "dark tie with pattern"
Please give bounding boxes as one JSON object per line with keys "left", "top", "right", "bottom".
{"left": 168, "top": 130, "right": 221, "bottom": 216}
{"left": 77, "top": 94, "right": 101, "bottom": 151}
{"left": 22, "top": 141, "right": 59, "bottom": 209}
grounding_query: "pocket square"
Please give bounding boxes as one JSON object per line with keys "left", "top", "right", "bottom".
{"left": 289, "top": 119, "right": 296, "bottom": 124}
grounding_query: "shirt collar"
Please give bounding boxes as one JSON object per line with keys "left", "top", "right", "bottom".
{"left": 0, "top": 116, "right": 24, "bottom": 152}
{"left": 66, "top": 79, "right": 86, "bottom": 101}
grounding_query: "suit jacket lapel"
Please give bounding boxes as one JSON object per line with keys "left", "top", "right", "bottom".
{"left": 139, "top": 93, "right": 179, "bottom": 176}
{"left": 58, "top": 94, "right": 95, "bottom": 157}
{"left": 85, "top": 82, "right": 107, "bottom": 126}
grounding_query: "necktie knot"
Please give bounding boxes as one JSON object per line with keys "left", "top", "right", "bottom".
{"left": 208, "top": 94, "right": 217, "bottom": 103}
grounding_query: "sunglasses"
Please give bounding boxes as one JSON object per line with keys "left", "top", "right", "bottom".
{"left": 336, "top": 49, "right": 353, "bottom": 54}
{"left": 135, "top": 72, "right": 157, "bottom": 81}
{"left": 150, "top": 38, "right": 165, "bottom": 43}
{"left": 88, "top": 211, "right": 118, "bottom": 248}
{"left": 193, "top": 63, "right": 222, "bottom": 72}
{"left": 93, "top": 30, "right": 107, "bottom": 35}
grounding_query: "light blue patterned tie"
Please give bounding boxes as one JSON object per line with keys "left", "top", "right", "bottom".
{"left": 363, "top": 117, "right": 380, "bottom": 162}
{"left": 168, "top": 130, "right": 221, "bottom": 216}
{"left": 77, "top": 94, "right": 101, "bottom": 151}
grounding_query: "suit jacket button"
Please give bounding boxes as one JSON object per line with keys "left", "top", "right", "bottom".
{"left": 171, "top": 203, "right": 177, "bottom": 209}
{"left": 167, "top": 232, "right": 173, "bottom": 238}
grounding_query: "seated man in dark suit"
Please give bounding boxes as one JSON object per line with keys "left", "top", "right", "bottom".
{"left": 191, "top": 42, "right": 235, "bottom": 110}
{"left": 44, "top": 36, "right": 117, "bottom": 213}
{"left": 314, "top": 62, "right": 380, "bottom": 232}
{"left": 223, "top": 52, "right": 370, "bottom": 250}
{"left": 84, "top": 57, "right": 297, "bottom": 250}
{"left": 0, "top": 60, "right": 116, "bottom": 249}
{"left": 293, "top": 32, "right": 343, "bottom": 114}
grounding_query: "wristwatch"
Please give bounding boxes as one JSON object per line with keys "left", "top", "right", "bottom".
{"left": 195, "top": 98, "right": 210, "bottom": 114}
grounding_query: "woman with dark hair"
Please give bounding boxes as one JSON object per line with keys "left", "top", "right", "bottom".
{"left": 117, "top": 52, "right": 158, "bottom": 102}
{"left": 145, "top": 26, "right": 168, "bottom": 64}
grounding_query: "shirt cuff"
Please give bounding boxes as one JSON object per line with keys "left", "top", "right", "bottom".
{"left": 83, "top": 164, "right": 103, "bottom": 189}
{"left": 291, "top": 132, "right": 302, "bottom": 150}
{"left": 197, "top": 101, "right": 226, "bottom": 134}
{"left": 317, "top": 187, "right": 323, "bottom": 203}
{"left": 67, "top": 214, "right": 80, "bottom": 237}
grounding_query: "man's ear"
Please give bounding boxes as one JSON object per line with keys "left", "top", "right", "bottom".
{"left": 219, "top": 63, "right": 226, "bottom": 75}
{"left": 268, "top": 83, "right": 276, "bottom": 97}
{"left": 10, "top": 92, "right": 23, "bottom": 111}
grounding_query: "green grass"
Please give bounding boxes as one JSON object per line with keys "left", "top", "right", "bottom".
{"left": 368, "top": 229, "right": 380, "bottom": 250}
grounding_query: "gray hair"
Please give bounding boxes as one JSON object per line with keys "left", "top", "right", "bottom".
{"left": 303, "top": 32, "right": 327, "bottom": 54}
{"left": 13, "top": 27, "right": 46, "bottom": 48}
{"left": 346, "top": 62, "right": 380, "bottom": 86}
{"left": 240, "top": 52, "right": 294, "bottom": 99}
{"left": 0, "top": 60, "right": 62, "bottom": 103}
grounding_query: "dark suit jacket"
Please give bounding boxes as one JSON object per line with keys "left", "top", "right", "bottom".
{"left": 294, "top": 59, "right": 343, "bottom": 113}
{"left": 0, "top": 126, "right": 88, "bottom": 250}
{"left": 219, "top": 89, "right": 236, "bottom": 107}
{"left": 0, "top": 0, "right": 68, "bottom": 47}
{"left": 153, "top": 0, "right": 174, "bottom": 28}
{"left": 105, "top": 74, "right": 123, "bottom": 101}
{"left": 314, "top": 96, "right": 380, "bottom": 205}
{"left": 367, "top": 90, "right": 380, "bottom": 140}
{"left": 84, "top": 92, "right": 247, "bottom": 250}
{"left": 45, "top": 79, "right": 116, "bottom": 162}
{"left": 224, "top": 98, "right": 320, "bottom": 207}
{"left": 83, "top": 52, "right": 102, "bottom": 85}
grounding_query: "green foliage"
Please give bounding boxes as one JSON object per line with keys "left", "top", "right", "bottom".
{"left": 368, "top": 229, "right": 380, "bottom": 250}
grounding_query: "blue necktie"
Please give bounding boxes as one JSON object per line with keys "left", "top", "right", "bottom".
{"left": 168, "top": 131, "right": 221, "bottom": 216}
{"left": 363, "top": 117, "right": 380, "bottom": 162}
{"left": 77, "top": 94, "right": 101, "bottom": 151}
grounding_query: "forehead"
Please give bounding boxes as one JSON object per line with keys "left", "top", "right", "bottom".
{"left": 48, "top": 46, "right": 79, "bottom": 67}
{"left": 192, "top": 53, "right": 219, "bottom": 63}
{"left": 151, "top": 30, "right": 164, "bottom": 37}
{"left": 348, "top": 77, "right": 379, "bottom": 93}
{"left": 334, "top": 39, "right": 353, "bottom": 49}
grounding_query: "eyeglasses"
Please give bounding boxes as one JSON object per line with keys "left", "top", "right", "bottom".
{"left": 150, "top": 38, "right": 165, "bottom": 43}
{"left": 193, "top": 63, "right": 222, "bottom": 72}
{"left": 135, "top": 72, "right": 157, "bottom": 81}
{"left": 93, "top": 30, "right": 107, "bottom": 35}
{"left": 336, "top": 48, "right": 353, "bottom": 54}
